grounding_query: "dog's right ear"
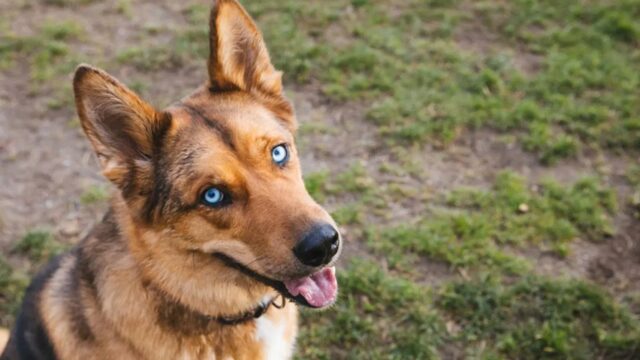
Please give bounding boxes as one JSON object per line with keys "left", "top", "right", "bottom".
{"left": 73, "top": 65, "right": 170, "bottom": 190}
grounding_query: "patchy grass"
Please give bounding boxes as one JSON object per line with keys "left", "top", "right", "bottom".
{"left": 627, "top": 165, "right": 640, "bottom": 218}
{"left": 109, "top": 0, "right": 640, "bottom": 161}
{"left": 13, "top": 230, "right": 64, "bottom": 263}
{"left": 241, "top": 0, "right": 640, "bottom": 163}
{"left": 0, "top": 256, "right": 28, "bottom": 327}
{"left": 331, "top": 204, "right": 363, "bottom": 225}
{"left": 0, "top": 20, "right": 83, "bottom": 81}
{"left": 439, "top": 276, "right": 640, "bottom": 359}
{"left": 367, "top": 172, "right": 616, "bottom": 272}
{"left": 299, "top": 261, "right": 640, "bottom": 359}
{"left": 297, "top": 260, "right": 444, "bottom": 359}
{"left": 472, "top": 0, "right": 640, "bottom": 158}
{"left": 42, "top": 0, "right": 96, "bottom": 6}
{"left": 305, "top": 164, "right": 381, "bottom": 207}
{"left": 447, "top": 173, "right": 616, "bottom": 245}
{"left": 116, "top": 3, "right": 208, "bottom": 71}
{"left": 304, "top": 171, "right": 330, "bottom": 203}
{"left": 330, "top": 163, "right": 374, "bottom": 195}
{"left": 80, "top": 184, "right": 109, "bottom": 205}
{"left": 116, "top": 46, "right": 183, "bottom": 71}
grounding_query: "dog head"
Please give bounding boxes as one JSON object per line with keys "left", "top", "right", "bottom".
{"left": 73, "top": 0, "right": 341, "bottom": 315}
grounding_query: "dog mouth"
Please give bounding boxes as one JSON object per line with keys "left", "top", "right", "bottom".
{"left": 283, "top": 267, "right": 337, "bottom": 308}
{"left": 212, "top": 253, "right": 338, "bottom": 308}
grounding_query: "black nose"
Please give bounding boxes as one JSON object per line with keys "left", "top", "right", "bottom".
{"left": 293, "top": 223, "right": 340, "bottom": 267}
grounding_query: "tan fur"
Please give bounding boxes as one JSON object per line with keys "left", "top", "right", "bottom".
{"left": 2, "top": 1, "right": 339, "bottom": 359}
{"left": 0, "top": 330, "right": 8, "bottom": 353}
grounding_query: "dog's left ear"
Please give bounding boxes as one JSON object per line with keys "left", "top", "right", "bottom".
{"left": 208, "top": 0, "right": 294, "bottom": 129}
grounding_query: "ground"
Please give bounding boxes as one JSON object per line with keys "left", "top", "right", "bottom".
{"left": 1, "top": 0, "right": 640, "bottom": 359}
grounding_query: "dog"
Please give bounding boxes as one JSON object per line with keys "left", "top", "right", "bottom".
{"left": 0, "top": 0, "right": 341, "bottom": 358}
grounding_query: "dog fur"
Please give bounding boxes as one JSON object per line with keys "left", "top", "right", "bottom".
{"left": 0, "top": 1, "right": 340, "bottom": 359}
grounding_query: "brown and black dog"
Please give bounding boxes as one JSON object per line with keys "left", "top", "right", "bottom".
{"left": 0, "top": 0, "right": 341, "bottom": 358}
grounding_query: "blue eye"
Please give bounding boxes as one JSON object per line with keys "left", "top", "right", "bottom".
{"left": 201, "top": 187, "right": 225, "bottom": 207}
{"left": 271, "top": 144, "right": 288, "bottom": 166}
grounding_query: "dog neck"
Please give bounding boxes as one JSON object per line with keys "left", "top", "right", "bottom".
{"left": 147, "top": 284, "right": 285, "bottom": 335}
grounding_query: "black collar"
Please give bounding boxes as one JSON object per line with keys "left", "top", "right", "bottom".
{"left": 216, "top": 295, "right": 286, "bottom": 325}
{"left": 151, "top": 284, "right": 288, "bottom": 336}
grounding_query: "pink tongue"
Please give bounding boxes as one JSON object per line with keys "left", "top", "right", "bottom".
{"left": 283, "top": 267, "right": 337, "bottom": 308}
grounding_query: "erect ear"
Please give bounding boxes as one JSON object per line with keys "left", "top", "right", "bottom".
{"left": 73, "top": 65, "right": 171, "bottom": 190}
{"left": 208, "top": 0, "right": 283, "bottom": 97}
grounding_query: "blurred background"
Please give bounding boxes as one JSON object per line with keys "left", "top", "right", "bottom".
{"left": 1, "top": 0, "right": 639, "bottom": 358}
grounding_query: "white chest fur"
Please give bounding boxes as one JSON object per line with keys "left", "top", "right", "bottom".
{"left": 255, "top": 316, "right": 294, "bottom": 360}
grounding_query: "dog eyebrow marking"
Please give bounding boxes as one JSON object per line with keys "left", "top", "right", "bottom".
{"left": 177, "top": 102, "right": 235, "bottom": 151}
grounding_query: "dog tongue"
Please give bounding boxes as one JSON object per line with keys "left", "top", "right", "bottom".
{"left": 284, "top": 267, "right": 337, "bottom": 308}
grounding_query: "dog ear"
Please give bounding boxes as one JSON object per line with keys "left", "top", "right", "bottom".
{"left": 208, "top": 0, "right": 295, "bottom": 130}
{"left": 73, "top": 65, "right": 170, "bottom": 190}
{"left": 208, "top": 0, "right": 285, "bottom": 96}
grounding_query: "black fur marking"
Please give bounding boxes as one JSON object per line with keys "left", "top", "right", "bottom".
{"left": 64, "top": 250, "right": 95, "bottom": 342}
{"left": 121, "top": 158, "right": 138, "bottom": 199}
{"left": 1, "top": 256, "right": 63, "bottom": 360}
{"left": 141, "top": 112, "right": 173, "bottom": 223}
{"left": 177, "top": 102, "right": 236, "bottom": 151}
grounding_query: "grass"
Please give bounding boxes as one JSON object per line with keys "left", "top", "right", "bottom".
{"left": 367, "top": 172, "right": 616, "bottom": 272}
{"left": 299, "top": 262, "right": 640, "bottom": 359}
{"left": 239, "top": 0, "right": 640, "bottom": 163}
{"left": 297, "top": 260, "right": 444, "bottom": 359}
{"left": 628, "top": 165, "right": 640, "bottom": 218}
{"left": 3, "top": 0, "right": 637, "bottom": 162}
{"left": 439, "top": 276, "right": 640, "bottom": 359}
{"left": 304, "top": 171, "right": 330, "bottom": 203}
{"left": 116, "top": 3, "right": 208, "bottom": 71}
{"left": 0, "top": 256, "right": 27, "bottom": 327}
{"left": 42, "top": 0, "right": 96, "bottom": 5}
{"left": 0, "top": 20, "right": 83, "bottom": 81}
{"left": 80, "top": 184, "right": 109, "bottom": 205}
{"left": 13, "top": 230, "right": 64, "bottom": 263}
{"left": 108, "top": 0, "right": 640, "bottom": 162}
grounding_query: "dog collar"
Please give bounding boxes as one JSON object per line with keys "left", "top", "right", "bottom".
{"left": 216, "top": 294, "right": 287, "bottom": 325}
{"left": 150, "top": 283, "right": 288, "bottom": 332}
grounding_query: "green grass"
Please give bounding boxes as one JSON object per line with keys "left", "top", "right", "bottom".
{"left": 304, "top": 171, "right": 330, "bottom": 203}
{"left": 240, "top": 0, "right": 640, "bottom": 163}
{"left": 439, "top": 276, "right": 640, "bottom": 359}
{"left": 297, "top": 260, "right": 444, "bottom": 359}
{"left": 0, "top": 20, "right": 83, "bottom": 81}
{"left": 628, "top": 165, "right": 640, "bottom": 218}
{"left": 367, "top": 172, "right": 616, "bottom": 272}
{"left": 305, "top": 164, "right": 381, "bottom": 204}
{"left": 0, "top": 256, "right": 27, "bottom": 327}
{"left": 108, "top": 0, "right": 640, "bottom": 162}
{"left": 13, "top": 230, "right": 64, "bottom": 263}
{"left": 331, "top": 204, "right": 363, "bottom": 225}
{"left": 116, "top": 3, "right": 208, "bottom": 71}
{"left": 80, "top": 184, "right": 109, "bottom": 205}
{"left": 42, "top": 0, "right": 96, "bottom": 6}
{"left": 300, "top": 261, "right": 640, "bottom": 359}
